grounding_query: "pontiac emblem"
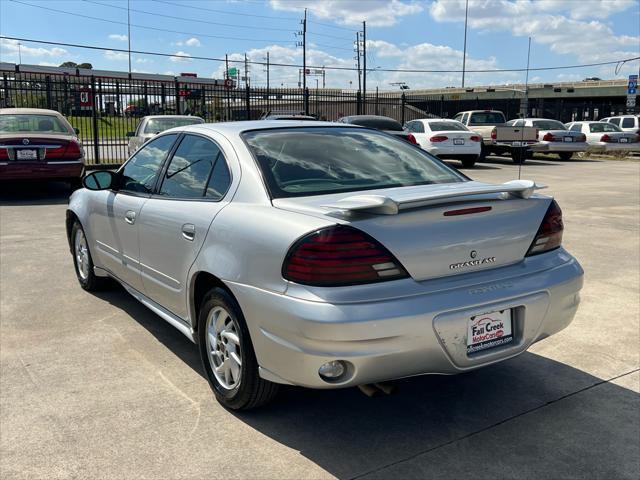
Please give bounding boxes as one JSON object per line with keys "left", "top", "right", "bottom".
{"left": 22, "top": 138, "right": 30, "bottom": 145}
{"left": 470, "top": 250, "right": 478, "bottom": 259}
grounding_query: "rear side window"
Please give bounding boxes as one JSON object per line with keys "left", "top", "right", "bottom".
{"left": 406, "top": 121, "right": 425, "bottom": 133}
{"left": 347, "top": 117, "right": 403, "bottom": 131}
{"left": 120, "top": 134, "right": 178, "bottom": 193}
{"left": 569, "top": 124, "right": 583, "bottom": 132}
{"left": 243, "top": 127, "right": 464, "bottom": 199}
{"left": 589, "top": 123, "right": 621, "bottom": 133}
{"left": 621, "top": 117, "right": 635, "bottom": 128}
{"left": 468, "top": 112, "right": 506, "bottom": 125}
{"left": 608, "top": 117, "right": 621, "bottom": 126}
{"left": 532, "top": 120, "right": 566, "bottom": 130}
{"left": 158, "top": 134, "right": 230, "bottom": 199}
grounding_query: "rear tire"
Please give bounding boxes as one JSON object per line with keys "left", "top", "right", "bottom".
{"left": 558, "top": 152, "right": 573, "bottom": 161}
{"left": 461, "top": 156, "right": 477, "bottom": 168}
{"left": 478, "top": 144, "right": 488, "bottom": 161}
{"left": 198, "top": 288, "right": 279, "bottom": 410}
{"left": 69, "top": 177, "right": 82, "bottom": 191}
{"left": 511, "top": 148, "right": 528, "bottom": 164}
{"left": 71, "top": 221, "right": 107, "bottom": 291}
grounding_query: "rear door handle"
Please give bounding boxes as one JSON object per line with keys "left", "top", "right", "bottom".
{"left": 181, "top": 223, "right": 195, "bottom": 241}
{"left": 124, "top": 210, "right": 136, "bottom": 224}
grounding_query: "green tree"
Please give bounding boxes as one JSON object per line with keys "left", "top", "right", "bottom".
{"left": 59, "top": 62, "right": 93, "bottom": 69}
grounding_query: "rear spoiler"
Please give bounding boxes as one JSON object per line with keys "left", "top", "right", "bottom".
{"left": 322, "top": 180, "right": 546, "bottom": 215}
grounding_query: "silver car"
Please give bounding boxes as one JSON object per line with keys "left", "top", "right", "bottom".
{"left": 127, "top": 115, "right": 204, "bottom": 155}
{"left": 67, "top": 121, "right": 584, "bottom": 410}
{"left": 505, "top": 118, "right": 588, "bottom": 160}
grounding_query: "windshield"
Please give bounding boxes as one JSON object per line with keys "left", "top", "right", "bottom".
{"left": 0, "top": 114, "right": 70, "bottom": 133}
{"left": 532, "top": 120, "right": 566, "bottom": 130}
{"left": 428, "top": 121, "right": 468, "bottom": 132}
{"left": 589, "top": 122, "right": 622, "bottom": 133}
{"left": 144, "top": 117, "right": 203, "bottom": 134}
{"left": 468, "top": 112, "right": 506, "bottom": 125}
{"left": 243, "top": 127, "right": 465, "bottom": 199}
{"left": 346, "top": 117, "right": 403, "bottom": 131}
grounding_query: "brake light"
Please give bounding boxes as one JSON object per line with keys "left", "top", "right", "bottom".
{"left": 542, "top": 132, "right": 555, "bottom": 141}
{"left": 0, "top": 147, "right": 8, "bottom": 160}
{"left": 490, "top": 128, "right": 497, "bottom": 140}
{"left": 600, "top": 134, "right": 611, "bottom": 142}
{"left": 45, "top": 140, "right": 83, "bottom": 160}
{"left": 526, "top": 200, "right": 563, "bottom": 256}
{"left": 407, "top": 133, "right": 418, "bottom": 145}
{"left": 470, "top": 135, "right": 481, "bottom": 142}
{"left": 282, "top": 225, "right": 408, "bottom": 286}
{"left": 430, "top": 135, "right": 448, "bottom": 142}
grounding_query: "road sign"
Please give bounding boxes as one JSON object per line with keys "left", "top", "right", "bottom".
{"left": 227, "top": 67, "right": 238, "bottom": 77}
{"left": 224, "top": 78, "right": 234, "bottom": 90}
{"left": 628, "top": 74, "right": 638, "bottom": 95}
{"left": 627, "top": 96, "right": 636, "bottom": 108}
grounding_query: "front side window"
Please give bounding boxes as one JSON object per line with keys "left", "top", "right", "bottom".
{"left": 119, "top": 134, "right": 178, "bottom": 193}
{"left": 608, "top": 117, "right": 621, "bottom": 126}
{"left": 0, "top": 114, "right": 71, "bottom": 134}
{"left": 158, "top": 135, "right": 231, "bottom": 199}
{"left": 243, "top": 127, "right": 465, "bottom": 199}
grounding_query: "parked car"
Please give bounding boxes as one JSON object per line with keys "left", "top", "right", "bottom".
{"left": 453, "top": 110, "right": 538, "bottom": 163}
{"left": 337, "top": 115, "right": 418, "bottom": 144}
{"left": 0, "top": 108, "right": 85, "bottom": 188}
{"left": 68, "top": 121, "right": 584, "bottom": 410}
{"left": 262, "top": 114, "right": 317, "bottom": 120}
{"left": 564, "top": 121, "right": 639, "bottom": 153}
{"left": 505, "top": 118, "right": 587, "bottom": 160}
{"left": 404, "top": 119, "right": 481, "bottom": 167}
{"left": 600, "top": 115, "right": 640, "bottom": 134}
{"left": 127, "top": 115, "right": 204, "bottom": 155}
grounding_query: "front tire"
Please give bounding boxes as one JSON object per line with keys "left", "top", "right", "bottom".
{"left": 198, "top": 288, "right": 279, "bottom": 410}
{"left": 71, "top": 221, "right": 107, "bottom": 291}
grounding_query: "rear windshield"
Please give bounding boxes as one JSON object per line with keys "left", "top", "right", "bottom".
{"left": 346, "top": 117, "right": 403, "bottom": 131}
{"left": 532, "top": 120, "right": 566, "bottom": 130}
{"left": 428, "top": 121, "right": 468, "bottom": 132}
{"left": 243, "top": 127, "right": 465, "bottom": 198}
{"left": 621, "top": 117, "right": 636, "bottom": 128}
{"left": 144, "top": 117, "right": 203, "bottom": 134}
{"left": 589, "top": 122, "right": 622, "bottom": 133}
{"left": 468, "top": 112, "right": 506, "bottom": 126}
{"left": 0, "top": 114, "right": 70, "bottom": 133}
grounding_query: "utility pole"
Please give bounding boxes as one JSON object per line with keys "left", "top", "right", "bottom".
{"left": 362, "top": 21, "right": 367, "bottom": 111}
{"left": 355, "top": 31, "right": 361, "bottom": 92}
{"left": 244, "top": 53, "right": 249, "bottom": 88}
{"left": 127, "top": 0, "right": 132, "bottom": 75}
{"left": 264, "top": 51, "right": 270, "bottom": 90}
{"left": 17, "top": 43, "right": 22, "bottom": 64}
{"left": 225, "top": 54, "right": 230, "bottom": 120}
{"left": 302, "top": 9, "right": 307, "bottom": 91}
{"left": 462, "top": 0, "right": 469, "bottom": 88}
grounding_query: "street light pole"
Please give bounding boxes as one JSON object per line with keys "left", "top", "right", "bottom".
{"left": 461, "top": 0, "right": 469, "bottom": 88}
{"left": 127, "top": 0, "right": 132, "bottom": 75}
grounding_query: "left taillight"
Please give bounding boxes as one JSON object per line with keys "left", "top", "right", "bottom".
{"left": 526, "top": 200, "right": 563, "bottom": 256}
{"left": 282, "top": 225, "right": 408, "bottom": 286}
{"left": 0, "top": 147, "right": 8, "bottom": 160}
{"left": 407, "top": 133, "right": 418, "bottom": 145}
{"left": 470, "top": 135, "right": 481, "bottom": 142}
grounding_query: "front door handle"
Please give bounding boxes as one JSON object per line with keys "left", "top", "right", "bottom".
{"left": 124, "top": 210, "right": 136, "bottom": 225}
{"left": 181, "top": 223, "right": 195, "bottom": 241}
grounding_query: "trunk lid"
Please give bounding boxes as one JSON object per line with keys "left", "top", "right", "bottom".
{"left": 273, "top": 181, "right": 551, "bottom": 281}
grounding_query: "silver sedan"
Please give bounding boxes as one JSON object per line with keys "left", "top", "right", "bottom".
{"left": 67, "top": 121, "right": 584, "bottom": 410}
{"left": 127, "top": 115, "right": 204, "bottom": 155}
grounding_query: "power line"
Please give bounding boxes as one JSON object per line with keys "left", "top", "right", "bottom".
{"left": 150, "top": 0, "right": 298, "bottom": 21}
{"left": 8, "top": 0, "right": 295, "bottom": 45}
{"left": 307, "top": 19, "right": 358, "bottom": 32}
{"left": 2, "top": 36, "right": 639, "bottom": 74}
{"left": 82, "top": 0, "right": 296, "bottom": 33}
{"left": 307, "top": 32, "right": 354, "bottom": 41}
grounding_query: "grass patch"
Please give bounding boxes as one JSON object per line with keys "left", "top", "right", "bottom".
{"left": 68, "top": 116, "right": 139, "bottom": 140}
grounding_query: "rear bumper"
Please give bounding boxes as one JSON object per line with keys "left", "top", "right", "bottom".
{"left": 530, "top": 141, "right": 588, "bottom": 153}
{"left": 423, "top": 145, "right": 481, "bottom": 158}
{"left": 0, "top": 160, "right": 84, "bottom": 180}
{"left": 228, "top": 250, "right": 584, "bottom": 388}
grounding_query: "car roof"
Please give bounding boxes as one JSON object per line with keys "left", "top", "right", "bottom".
{"left": 142, "top": 115, "right": 204, "bottom": 121}
{"left": 340, "top": 115, "right": 397, "bottom": 121}
{"left": 0, "top": 108, "right": 66, "bottom": 116}
{"left": 177, "top": 120, "right": 349, "bottom": 135}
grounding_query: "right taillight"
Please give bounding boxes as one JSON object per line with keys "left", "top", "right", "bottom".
{"left": 0, "top": 147, "right": 8, "bottom": 160}
{"left": 430, "top": 135, "right": 448, "bottom": 142}
{"left": 490, "top": 128, "right": 497, "bottom": 140}
{"left": 526, "top": 200, "right": 563, "bottom": 256}
{"left": 600, "top": 134, "right": 611, "bottom": 142}
{"left": 470, "top": 135, "right": 481, "bottom": 142}
{"left": 407, "top": 133, "right": 418, "bottom": 145}
{"left": 282, "top": 225, "right": 408, "bottom": 286}
{"left": 542, "top": 132, "right": 555, "bottom": 141}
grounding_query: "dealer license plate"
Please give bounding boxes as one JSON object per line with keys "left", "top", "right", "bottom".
{"left": 620, "top": 137, "right": 628, "bottom": 143}
{"left": 563, "top": 137, "right": 573, "bottom": 142}
{"left": 453, "top": 138, "right": 465, "bottom": 145}
{"left": 512, "top": 141, "right": 521, "bottom": 146}
{"left": 16, "top": 149, "right": 38, "bottom": 160}
{"left": 467, "top": 309, "right": 513, "bottom": 354}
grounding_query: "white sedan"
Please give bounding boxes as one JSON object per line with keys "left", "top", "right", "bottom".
{"left": 404, "top": 119, "right": 482, "bottom": 167}
{"left": 505, "top": 118, "right": 587, "bottom": 160}
{"left": 565, "top": 121, "right": 640, "bottom": 153}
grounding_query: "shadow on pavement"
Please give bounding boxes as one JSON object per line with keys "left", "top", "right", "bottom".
{"left": 0, "top": 180, "right": 73, "bottom": 206}
{"left": 94, "top": 283, "right": 639, "bottom": 480}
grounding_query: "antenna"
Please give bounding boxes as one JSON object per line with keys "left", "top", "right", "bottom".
{"left": 519, "top": 37, "right": 532, "bottom": 180}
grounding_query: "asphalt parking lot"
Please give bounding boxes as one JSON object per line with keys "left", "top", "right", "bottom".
{"left": 1, "top": 155, "right": 639, "bottom": 480}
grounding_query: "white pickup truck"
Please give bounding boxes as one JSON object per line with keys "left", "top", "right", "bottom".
{"left": 453, "top": 110, "right": 538, "bottom": 163}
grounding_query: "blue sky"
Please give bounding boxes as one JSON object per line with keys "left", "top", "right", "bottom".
{"left": 1, "top": 0, "right": 639, "bottom": 89}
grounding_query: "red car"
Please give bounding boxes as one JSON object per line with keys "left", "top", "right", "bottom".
{"left": 0, "top": 108, "right": 85, "bottom": 188}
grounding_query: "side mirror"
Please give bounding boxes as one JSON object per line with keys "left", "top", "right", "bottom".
{"left": 126, "top": 131, "right": 135, "bottom": 137}
{"left": 82, "top": 171, "right": 118, "bottom": 191}
{"left": 74, "top": 127, "right": 80, "bottom": 135}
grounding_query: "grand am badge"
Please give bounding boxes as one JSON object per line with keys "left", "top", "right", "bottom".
{"left": 449, "top": 253, "right": 496, "bottom": 270}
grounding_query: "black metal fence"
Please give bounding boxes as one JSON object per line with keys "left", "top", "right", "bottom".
{"left": 1, "top": 68, "right": 631, "bottom": 167}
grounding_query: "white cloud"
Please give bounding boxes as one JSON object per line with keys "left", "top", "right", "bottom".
{"left": 135, "top": 58, "right": 153, "bottom": 64}
{"left": 175, "top": 38, "right": 201, "bottom": 47}
{"left": 108, "top": 34, "right": 128, "bottom": 42}
{"left": 170, "top": 51, "right": 192, "bottom": 62}
{"left": 0, "top": 38, "right": 67, "bottom": 58}
{"left": 269, "top": 0, "right": 422, "bottom": 27}
{"left": 104, "top": 50, "right": 129, "bottom": 61}
{"left": 429, "top": 0, "right": 640, "bottom": 63}
{"left": 37, "top": 61, "right": 59, "bottom": 67}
